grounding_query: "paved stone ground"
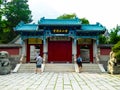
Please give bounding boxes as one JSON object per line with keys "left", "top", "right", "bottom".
{"left": 0, "top": 72, "right": 120, "bottom": 90}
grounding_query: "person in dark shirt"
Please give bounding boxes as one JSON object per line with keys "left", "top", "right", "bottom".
{"left": 76, "top": 55, "right": 82, "bottom": 73}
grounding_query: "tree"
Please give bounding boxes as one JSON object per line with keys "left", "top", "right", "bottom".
{"left": 99, "top": 35, "right": 107, "bottom": 44}
{"left": 112, "top": 41, "right": 120, "bottom": 63}
{"left": 0, "top": 0, "right": 5, "bottom": 43}
{"left": 57, "top": 13, "right": 76, "bottom": 19}
{"left": 0, "top": 0, "right": 32, "bottom": 43}
{"left": 109, "top": 25, "right": 120, "bottom": 44}
{"left": 57, "top": 13, "right": 89, "bottom": 24}
{"left": 5, "top": 0, "right": 32, "bottom": 27}
{"left": 0, "top": 0, "right": 3, "bottom": 27}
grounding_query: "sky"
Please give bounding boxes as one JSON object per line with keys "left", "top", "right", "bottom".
{"left": 28, "top": 0, "right": 120, "bottom": 31}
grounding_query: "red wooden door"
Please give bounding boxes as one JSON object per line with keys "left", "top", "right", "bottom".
{"left": 48, "top": 41, "right": 72, "bottom": 63}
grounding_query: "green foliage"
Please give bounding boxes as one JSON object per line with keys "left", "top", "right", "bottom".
{"left": 57, "top": 13, "right": 76, "bottom": 19}
{"left": 80, "top": 17, "right": 89, "bottom": 24}
{"left": 112, "top": 41, "right": 120, "bottom": 61}
{"left": 109, "top": 25, "right": 120, "bottom": 44}
{"left": 112, "top": 41, "right": 120, "bottom": 52}
{"left": 57, "top": 13, "right": 89, "bottom": 24}
{"left": 0, "top": 0, "right": 2, "bottom": 24}
{"left": 99, "top": 25, "right": 120, "bottom": 44}
{"left": 0, "top": 0, "right": 32, "bottom": 44}
{"left": 99, "top": 35, "right": 107, "bottom": 44}
{"left": 5, "top": 0, "right": 32, "bottom": 27}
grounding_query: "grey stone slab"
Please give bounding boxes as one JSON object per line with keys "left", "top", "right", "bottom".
{"left": 0, "top": 72, "right": 120, "bottom": 90}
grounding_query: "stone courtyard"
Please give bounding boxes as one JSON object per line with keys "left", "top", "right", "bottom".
{"left": 0, "top": 72, "right": 120, "bottom": 90}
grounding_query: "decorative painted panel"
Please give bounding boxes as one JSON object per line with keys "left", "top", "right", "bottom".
{"left": 49, "top": 36, "right": 71, "bottom": 41}
{"left": 28, "top": 38, "right": 42, "bottom": 44}
{"left": 78, "top": 38, "right": 92, "bottom": 44}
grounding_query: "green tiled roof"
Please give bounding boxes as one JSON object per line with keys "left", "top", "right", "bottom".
{"left": 81, "top": 23, "right": 106, "bottom": 31}
{"left": 14, "top": 21, "right": 38, "bottom": 31}
{"left": 38, "top": 17, "right": 81, "bottom": 25}
{"left": 14, "top": 18, "right": 106, "bottom": 33}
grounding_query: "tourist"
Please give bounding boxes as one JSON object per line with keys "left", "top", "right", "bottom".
{"left": 35, "top": 54, "right": 43, "bottom": 74}
{"left": 76, "top": 55, "right": 82, "bottom": 73}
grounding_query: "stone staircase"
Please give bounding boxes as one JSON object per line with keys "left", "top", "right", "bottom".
{"left": 17, "top": 63, "right": 105, "bottom": 73}
{"left": 82, "top": 63, "right": 104, "bottom": 73}
{"left": 44, "top": 63, "right": 75, "bottom": 72}
{"left": 17, "top": 63, "right": 36, "bottom": 73}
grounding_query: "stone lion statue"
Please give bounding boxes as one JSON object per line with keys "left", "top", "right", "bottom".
{"left": 0, "top": 51, "right": 11, "bottom": 75}
{"left": 107, "top": 51, "right": 117, "bottom": 74}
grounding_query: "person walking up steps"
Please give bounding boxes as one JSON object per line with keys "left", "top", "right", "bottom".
{"left": 76, "top": 55, "right": 82, "bottom": 73}
{"left": 35, "top": 54, "right": 43, "bottom": 74}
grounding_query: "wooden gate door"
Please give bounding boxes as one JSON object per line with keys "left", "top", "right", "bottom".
{"left": 48, "top": 41, "right": 72, "bottom": 63}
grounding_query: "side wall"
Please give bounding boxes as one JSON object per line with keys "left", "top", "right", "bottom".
{"left": 98, "top": 44, "right": 113, "bottom": 70}
{"left": 0, "top": 45, "right": 22, "bottom": 57}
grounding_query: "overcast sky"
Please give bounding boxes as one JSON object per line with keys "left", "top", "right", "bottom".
{"left": 28, "top": 0, "right": 120, "bottom": 30}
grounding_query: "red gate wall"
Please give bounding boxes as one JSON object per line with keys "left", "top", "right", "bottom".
{"left": 48, "top": 40, "right": 72, "bottom": 63}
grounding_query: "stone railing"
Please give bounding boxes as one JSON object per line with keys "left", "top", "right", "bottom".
{"left": 12, "top": 54, "right": 24, "bottom": 73}
{"left": 72, "top": 54, "right": 79, "bottom": 72}
{"left": 73, "top": 54, "right": 76, "bottom": 63}
{"left": 19, "top": 54, "right": 24, "bottom": 63}
{"left": 41, "top": 53, "right": 47, "bottom": 72}
{"left": 95, "top": 54, "right": 100, "bottom": 64}
{"left": 43, "top": 53, "right": 47, "bottom": 63}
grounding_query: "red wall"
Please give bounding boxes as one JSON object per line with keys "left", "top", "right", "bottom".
{"left": 0, "top": 48, "right": 20, "bottom": 55}
{"left": 100, "top": 48, "right": 111, "bottom": 55}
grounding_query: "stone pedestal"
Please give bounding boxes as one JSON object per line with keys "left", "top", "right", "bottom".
{"left": 0, "top": 51, "right": 11, "bottom": 75}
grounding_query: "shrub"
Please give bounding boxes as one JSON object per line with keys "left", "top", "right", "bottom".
{"left": 112, "top": 41, "right": 120, "bottom": 62}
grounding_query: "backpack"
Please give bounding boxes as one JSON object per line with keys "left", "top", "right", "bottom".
{"left": 77, "top": 57, "right": 82, "bottom": 63}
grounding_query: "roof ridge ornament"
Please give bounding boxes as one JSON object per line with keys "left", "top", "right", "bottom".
{"left": 18, "top": 21, "right": 25, "bottom": 26}
{"left": 38, "top": 17, "right": 45, "bottom": 24}
{"left": 75, "top": 16, "right": 82, "bottom": 24}
{"left": 96, "top": 22, "right": 107, "bottom": 31}
{"left": 96, "top": 22, "right": 102, "bottom": 26}
{"left": 13, "top": 21, "right": 25, "bottom": 31}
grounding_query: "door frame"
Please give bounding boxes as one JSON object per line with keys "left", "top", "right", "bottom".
{"left": 26, "top": 43, "right": 43, "bottom": 63}
{"left": 77, "top": 44, "right": 93, "bottom": 63}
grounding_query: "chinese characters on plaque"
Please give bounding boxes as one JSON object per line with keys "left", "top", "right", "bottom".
{"left": 52, "top": 29, "right": 69, "bottom": 34}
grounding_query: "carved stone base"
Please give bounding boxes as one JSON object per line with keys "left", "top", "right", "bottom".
{"left": 108, "top": 61, "right": 120, "bottom": 74}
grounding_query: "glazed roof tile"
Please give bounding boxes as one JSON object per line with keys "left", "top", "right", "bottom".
{"left": 14, "top": 21, "right": 38, "bottom": 31}
{"left": 38, "top": 17, "right": 81, "bottom": 25}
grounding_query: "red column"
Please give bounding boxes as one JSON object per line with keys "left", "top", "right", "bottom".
{"left": 26, "top": 40, "right": 30, "bottom": 63}
{"left": 90, "top": 44, "right": 93, "bottom": 63}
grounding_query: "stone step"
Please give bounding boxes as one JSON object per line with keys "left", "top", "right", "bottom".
{"left": 17, "top": 63, "right": 103, "bottom": 73}
{"left": 18, "top": 63, "right": 36, "bottom": 73}
{"left": 44, "top": 63, "right": 75, "bottom": 72}
{"left": 82, "top": 64, "right": 102, "bottom": 73}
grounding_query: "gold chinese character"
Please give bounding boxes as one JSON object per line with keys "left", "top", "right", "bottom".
{"left": 56, "top": 29, "right": 59, "bottom": 32}
{"left": 53, "top": 29, "right": 56, "bottom": 32}
{"left": 65, "top": 29, "right": 68, "bottom": 32}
